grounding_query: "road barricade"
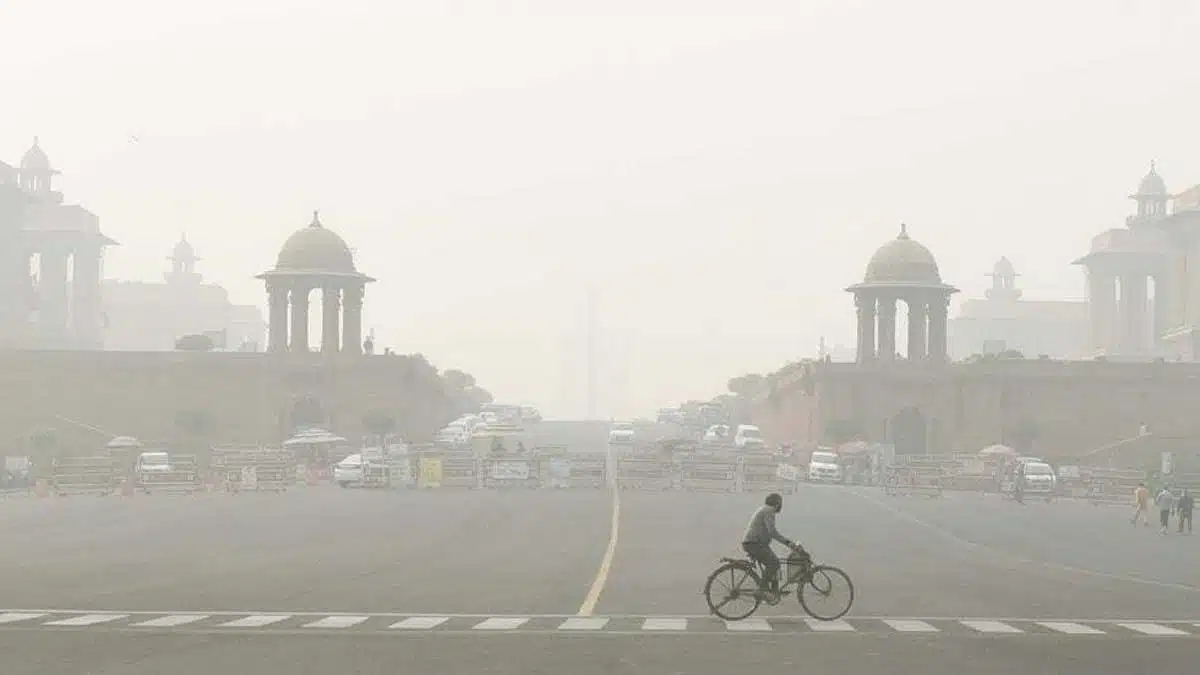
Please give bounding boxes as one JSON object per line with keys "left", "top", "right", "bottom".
{"left": 1081, "top": 468, "right": 1141, "bottom": 506}
{"left": 481, "top": 456, "right": 541, "bottom": 489}
{"left": 213, "top": 449, "right": 295, "bottom": 493}
{"left": 135, "top": 455, "right": 201, "bottom": 494}
{"left": 387, "top": 455, "right": 415, "bottom": 489}
{"left": 361, "top": 461, "right": 391, "bottom": 488}
{"left": 884, "top": 466, "right": 943, "bottom": 498}
{"left": 51, "top": 456, "right": 118, "bottom": 496}
{"left": 739, "top": 454, "right": 797, "bottom": 493}
{"left": 538, "top": 452, "right": 607, "bottom": 488}
{"left": 678, "top": 456, "right": 738, "bottom": 492}
{"left": 417, "top": 451, "right": 478, "bottom": 488}
{"left": 616, "top": 455, "right": 672, "bottom": 490}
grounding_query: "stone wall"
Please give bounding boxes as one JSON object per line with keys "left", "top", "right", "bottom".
{"left": 0, "top": 350, "right": 459, "bottom": 453}
{"left": 750, "top": 359, "right": 1200, "bottom": 457}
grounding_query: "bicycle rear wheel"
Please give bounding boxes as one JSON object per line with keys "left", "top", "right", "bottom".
{"left": 798, "top": 565, "right": 854, "bottom": 621}
{"left": 704, "top": 562, "right": 762, "bottom": 621}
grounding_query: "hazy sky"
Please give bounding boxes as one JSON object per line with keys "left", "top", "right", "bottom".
{"left": 4, "top": 0, "right": 1199, "bottom": 419}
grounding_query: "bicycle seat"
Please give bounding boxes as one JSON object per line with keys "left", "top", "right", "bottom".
{"left": 720, "top": 556, "right": 752, "bottom": 564}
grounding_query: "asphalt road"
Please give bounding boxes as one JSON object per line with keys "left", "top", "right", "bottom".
{"left": 1, "top": 422, "right": 1197, "bottom": 674}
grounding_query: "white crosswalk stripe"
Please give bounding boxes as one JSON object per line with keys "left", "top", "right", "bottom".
{"left": 131, "top": 614, "right": 209, "bottom": 628}
{"left": 218, "top": 615, "right": 291, "bottom": 628}
{"left": 304, "top": 615, "right": 370, "bottom": 629}
{"left": 472, "top": 617, "right": 528, "bottom": 630}
{"left": 883, "top": 619, "right": 939, "bottom": 633}
{"left": 1038, "top": 622, "right": 1105, "bottom": 635}
{"left": 642, "top": 618, "right": 687, "bottom": 631}
{"left": 0, "top": 613, "right": 46, "bottom": 625}
{"left": 44, "top": 614, "right": 128, "bottom": 627}
{"left": 805, "top": 618, "right": 855, "bottom": 632}
{"left": 0, "top": 611, "right": 1195, "bottom": 636}
{"left": 1117, "top": 622, "right": 1188, "bottom": 636}
{"left": 961, "top": 620, "right": 1023, "bottom": 634}
{"left": 558, "top": 617, "right": 609, "bottom": 631}
{"left": 389, "top": 616, "right": 449, "bottom": 630}
{"left": 725, "top": 618, "right": 772, "bottom": 631}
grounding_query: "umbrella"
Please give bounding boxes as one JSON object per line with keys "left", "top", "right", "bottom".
{"left": 978, "top": 444, "right": 1017, "bottom": 457}
{"left": 837, "top": 441, "right": 871, "bottom": 455}
{"left": 283, "top": 429, "right": 347, "bottom": 447}
{"left": 106, "top": 436, "right": 143, "bottom": 450}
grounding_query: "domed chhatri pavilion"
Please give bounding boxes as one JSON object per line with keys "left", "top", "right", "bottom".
{"left": 256, "top": 212, "right": 374, "bottom": 355}
{"left": 847, "top": 224, "right": 958, "bottom": 363}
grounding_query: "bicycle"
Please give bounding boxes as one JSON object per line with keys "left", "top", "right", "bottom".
{"left": 703, "top": 548, "right": 854, "bottom": 621}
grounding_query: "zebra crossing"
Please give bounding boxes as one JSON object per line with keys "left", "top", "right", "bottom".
{"left": 0, "top": 611, "right": 1196, "bottom": 637}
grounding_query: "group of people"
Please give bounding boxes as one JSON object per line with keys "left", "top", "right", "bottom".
{"left": 1132, "top": 482, "right": 1194, "bottom": 534}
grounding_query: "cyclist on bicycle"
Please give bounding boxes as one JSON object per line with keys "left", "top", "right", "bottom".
{"left": 743, "top": 492, "right": 807, "bottom": 600}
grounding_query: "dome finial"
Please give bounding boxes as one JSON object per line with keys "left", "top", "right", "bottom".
{"left": 1150, "top": 159, "right": 1157, "bottom": 173}
{"left": 310, "top": 210, "right": 322, "bottom": 228}
{"left": 898, "top": 223, "right": 909, "bottom": 240}
{"left": 32, "top": 136, "right": 39, "bottom": 147}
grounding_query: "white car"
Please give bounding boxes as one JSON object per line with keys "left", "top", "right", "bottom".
{"left": 807, "top": 451, "right": 844, "bottom": 483}
{"left": 334, "top": 453, "right": 375, "bottom": 486}
{"left": 702, "top": 424, "right": 731, "bottom": 444}
{"left": 1020, "top": 461, "right": 1057, "bottom": 494}
{"left": 609, "top": 422, "right": 636, "bottom": 445}
{"left": 734, "top": 425, "right": 766, "bottom": 450}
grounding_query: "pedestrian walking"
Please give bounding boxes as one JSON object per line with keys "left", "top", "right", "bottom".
{"left": 1132, "top": 482, "right": 1150, "bottom": 526}
{"left": 1177, "top": 489, "right": 1193, "bottom": 534}
{"left": 1154, "top": 486, "right": 1176, "bottom": 534}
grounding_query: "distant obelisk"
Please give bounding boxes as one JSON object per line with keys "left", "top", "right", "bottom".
{"left": 586, "top": 287, "right": 597, "bottom": 420}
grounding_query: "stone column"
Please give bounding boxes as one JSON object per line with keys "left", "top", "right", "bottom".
{"left": 289, "top": 285, "right": 311, "bottom": 353}
{"left": 928, "top": 296, "right": 949, "bottom": 362}
{"left": 321, "top": 287, "right": 341, "bottom": 353}
{"left": 906, "top": 296, "right": 927, "bottom": 361}
{"left": 855, "top": 293, "right": 876, "bottom": 362}
{"left": 1124, "top": 273, "right": 1148, "bottom": 354}
{"left": 877, "top": 297, "right": 897, "bottom": 361}
{"left": 70, "top": 244, "right": 103, "bottom": 348}
{"left": 37, "top": 245, "right": 70, "bottom": 342}
{"left": 343, "top": 284, "right": 364, "bottom": 355}
{"left": 267, "top": 281, "right": 289, "bottom": 353}
{"left": 1087, "top": 268, "right": 1115, "bottom": 356}
{"left": 1152, "top": 272, "right": 1170, "bottom": 351}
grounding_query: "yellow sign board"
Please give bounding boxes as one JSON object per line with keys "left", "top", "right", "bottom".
{"left": 420, "top": 457, "right": 443, "bottom": 488}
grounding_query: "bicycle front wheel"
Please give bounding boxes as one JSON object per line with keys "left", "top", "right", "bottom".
{"left": 704, "top": 562, "right": 762, "bottom": 621}
{"left": 798, "top": 565, "right": 854, "bottom": 621}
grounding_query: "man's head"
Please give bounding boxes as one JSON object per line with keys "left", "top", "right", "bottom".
{"left": 765, "top": 492, "right": 783, "bottom": 513}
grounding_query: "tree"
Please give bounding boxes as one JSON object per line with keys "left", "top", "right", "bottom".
{"left": 727, "top": 373, "right": 765, "bottom": 398}
{"left": 442, "top": 369, "right": 476, "bottom": 391}
{"left": 291, "top": 395, "right": 325, "bottom": 430}
{"left": 175, "top": 333, "right": 215, "bottom": 351}
{"left": 1005, "top": 418, "right": 1039, "bottom": 454}
{"left": 362, "top": 409, "right": 398, "bottom": 448}
{"left": 29, "top": 429, "right": 57, "bottom": 478}
{"left": 175, "top": 409, "right": 215, "bottom": 438}
{"left": 824, "top": 418, "right": 863, "bottom": 444}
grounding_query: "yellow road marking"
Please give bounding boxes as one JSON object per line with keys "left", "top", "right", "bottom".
{"left": 578, "top": 450, "right": 621, "bottom": 616}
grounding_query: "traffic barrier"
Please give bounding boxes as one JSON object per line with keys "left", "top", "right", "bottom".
{"left": 1082, "top": 467, "right": 1142, "bottom": 507}
{"left": 538, "top": 452, "right": 607, "bottom": 488}
{"left": 387, "top": 455, "right": 415, "bottom": 489}
{"left": 212, "top": 449, "right": 295, "bottom": 493}
{"left": 616, "top": 455, "right": 673, "bottom": 490}
{"left": 418, "top": 451, "right": 478, "bottom": 489}
{"left": 51, "top": 456, "right": 118, "bottom": 496}
{"left": 883, "top": 466, "right": 942, "bottom": 498}
{"left": 678, "top": 457, "right": 738, "bottom": 492}
{"left": 739, "top": 454, "right": 797, "bottom": 494}
{"left": 481, "top": 456, "right": 540, "bottom": 489}
{"left": 135, "top": 454, "right": 201, "bottom": 494}
{"left": 361, "top": 461, "right": 391, "bottom": 488}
